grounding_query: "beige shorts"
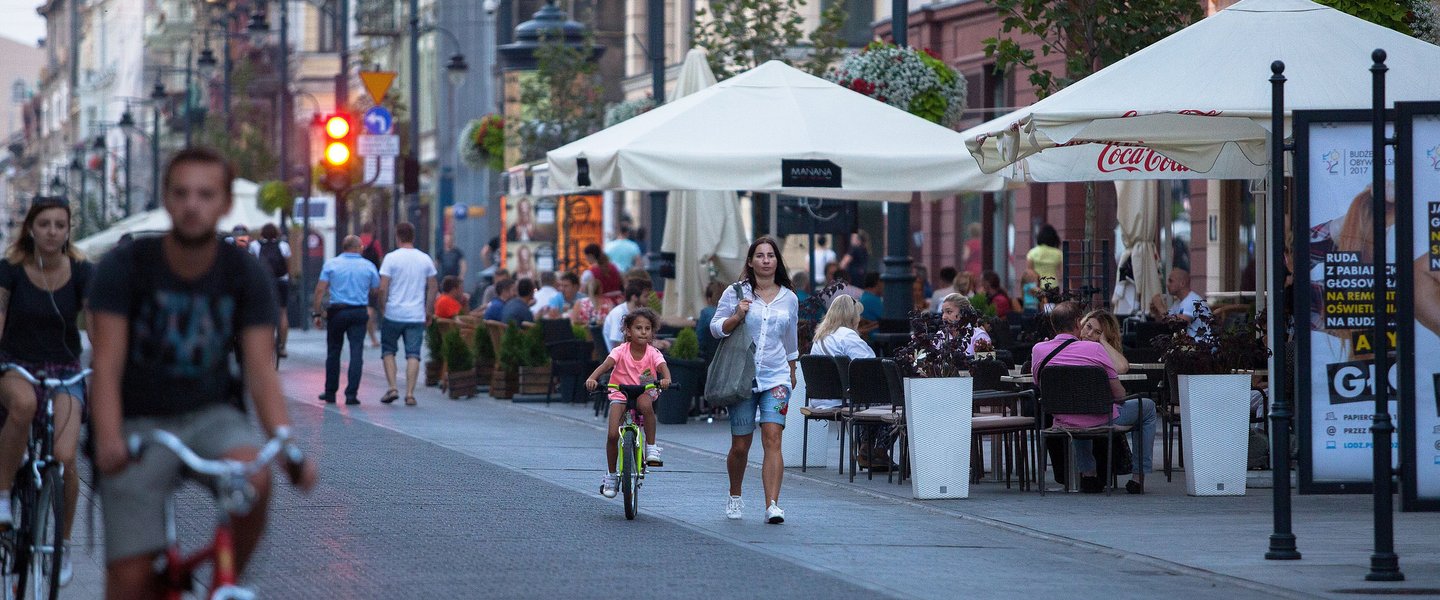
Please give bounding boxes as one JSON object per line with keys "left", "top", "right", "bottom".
{"left": 99, "top": 403, "right": 258, "bottom": 563}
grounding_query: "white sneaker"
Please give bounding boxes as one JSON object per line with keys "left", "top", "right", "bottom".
{"left": 645, "top": 444, "right": 663, "bottom": 467}
{"left": 725, "top": 496, "right": 744, "bottom": 520}
{"left": 766, "top": 502, "right": 785, "bottom": 524}
{"left": 58, "top": 544, "right": 72, "bottom": 587}
{"left": 0, "top": 496, "right": 11, "bottom": 528}
{"left": 600, "top": 473, "right": 618, "bottom": 498}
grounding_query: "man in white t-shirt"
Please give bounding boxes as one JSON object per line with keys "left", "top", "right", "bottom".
{"left": 811, "top": 237, "right": 837, "bottom": 286}
{"left": 1149, "top": 267, "right": 1209, "bottom": 339}
{"left": 377, "top": 223, "right": 437, "bottom": 406}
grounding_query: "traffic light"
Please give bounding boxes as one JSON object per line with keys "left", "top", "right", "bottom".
{"left": 320, "top": 113, "right": 354, "bottom": 192}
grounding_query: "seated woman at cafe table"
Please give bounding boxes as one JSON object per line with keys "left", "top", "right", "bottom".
{"left": 808, "top": 295, "right": 891, "bottom": 469}
{"left": 1031, "top": 301, "right": 1157, "bottom": 494}
{"left": 1080, "top": 309, "right": 1129, "bottom": 374}
{"left": 939, "top": 294, "right": 991, "bottom": 356}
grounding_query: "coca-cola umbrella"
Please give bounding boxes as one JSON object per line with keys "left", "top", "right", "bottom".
{"left": 965, "top": 0, "right": 1440, "bottom": 181}
{"left": 546, "top": 60, "right": 1013, "bottom": 202}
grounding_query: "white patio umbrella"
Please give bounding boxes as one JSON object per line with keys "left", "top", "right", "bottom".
{"left": 659, "top": 49, "right": 750, "bottom": 319}
{"left": 74, "top": 178, "right": 279, "bottom": 256}
{"left": 965, "top": 0, "right": 1440, "bottom": 181}
{"left": 547, "top": 60, "right": 1012, "bottom": 202}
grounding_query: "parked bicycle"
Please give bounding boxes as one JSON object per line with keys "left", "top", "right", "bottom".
{"left": 0, "top": 364, "right": 88, "bottom": 600}
{"left": 126, "top": 429, "right": 305, "bottom": 600}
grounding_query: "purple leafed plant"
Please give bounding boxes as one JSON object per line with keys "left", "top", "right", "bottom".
{"left": 895, "top": 308, "right": 980, "bottom": 378}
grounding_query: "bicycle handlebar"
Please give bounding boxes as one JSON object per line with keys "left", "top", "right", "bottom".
{"left": 127, "top": 428, "right": 303, "bottom": 480}
{"left": 0, "top": 364, "right": 91, "bottom": 388}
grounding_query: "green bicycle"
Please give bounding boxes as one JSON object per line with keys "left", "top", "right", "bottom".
{"left": 597, "top": 383, "right": 673, "bottom": 520}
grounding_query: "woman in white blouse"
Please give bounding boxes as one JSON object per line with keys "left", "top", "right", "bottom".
{"left": 808, "top": 295, "right": 874, "bottom": 410}
{"left": 711, "top": 236, "right": 799, "bottom": 525}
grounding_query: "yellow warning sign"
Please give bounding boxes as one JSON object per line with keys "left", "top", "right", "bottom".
{"left": 358, "top": 71, "right": 397, "bottom": 105}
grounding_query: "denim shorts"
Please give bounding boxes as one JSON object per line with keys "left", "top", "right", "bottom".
{"left": 729, "top": 384, "right": 790, "bottom": 436}
{"left": 380, "top": 318, "right": 425, "bottom": 359}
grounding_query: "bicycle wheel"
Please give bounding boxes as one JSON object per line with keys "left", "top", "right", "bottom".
{"left": 0, "top": 523, "right": 19, "bottom": 600}
{"left": 26, "top": 467, "right": 62, "bottom": 600}
{"left": 620, "top": 429, "right": 637, "bottom": 520}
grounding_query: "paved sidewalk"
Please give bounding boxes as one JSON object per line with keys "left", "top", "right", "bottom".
{"left": 65, "top": 329, "right": 1440, "bottom": 598}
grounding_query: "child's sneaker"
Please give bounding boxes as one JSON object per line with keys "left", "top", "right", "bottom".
{"left": 600, "top": 473, "right": 618, "bottom": 498}
{"left": 645, "top": 444, "right": 663, "bottom": 467}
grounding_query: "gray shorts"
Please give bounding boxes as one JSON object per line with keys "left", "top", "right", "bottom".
{"left": 99, "top": 404, "right": 259, "bottom": 563}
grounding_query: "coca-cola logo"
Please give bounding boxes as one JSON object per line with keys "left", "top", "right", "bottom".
{"left": 1095, "top": 144, "right": 1191, "bottom": 174}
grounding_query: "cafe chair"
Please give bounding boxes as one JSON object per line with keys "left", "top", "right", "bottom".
{"left": 799, "top": 355, "right": 851, "bottom": 474}
{"left": 1036, "top": 365, "right": 1144, "bottom": 495}
{"left": 845, "top": 358, "right": 905, "bottom": 483}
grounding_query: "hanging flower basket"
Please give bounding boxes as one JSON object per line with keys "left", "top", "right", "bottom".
{"left": 825, "top": 42, "right": 967, "bottom": 127}
{"left": 604, "top": 97, "right": 656, "bottom": 128}
{"left": 459, "top": 114, "right": 505, "bottom": 171}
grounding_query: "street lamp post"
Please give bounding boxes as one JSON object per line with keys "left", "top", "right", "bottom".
{"left": 426, "top": 24, "right": 470, "bottom": 254}
{"left": 119, "top": 111, "right": 135, "bottom": 216}
{"left": 150, "top": 78, "right": 166, "bottom": 211}
{"left": 881, "top": 0, "right": 915, "bottom": 324}
{"left": 407, "top": 0, "right": 422, "bottom": 237}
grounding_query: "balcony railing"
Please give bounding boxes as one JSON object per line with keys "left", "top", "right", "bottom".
{"left": 356, "top": 0, "right": 400, "bottom": 37}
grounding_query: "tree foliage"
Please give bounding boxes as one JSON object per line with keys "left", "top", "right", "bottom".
{"left": 517, "top": 33, "right": 606, "bottom": 163}
{"left": 693, "top": 0, "right": 852, "bottom": 80}
{"left": 1319, "top": 0, "right": 1440, "bottom": 43}
{"left": 981, "top": 0, "right": 1205, "bottom": 98}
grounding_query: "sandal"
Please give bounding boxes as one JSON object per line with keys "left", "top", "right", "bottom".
{"left": 380, "top": 389, "right": 400, "bottom": 404}
{"left": 404, "top": 396, "right": 417, "bottom": 406}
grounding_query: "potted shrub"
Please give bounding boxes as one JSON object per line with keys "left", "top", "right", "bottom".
{"left": 517, "top": 323, "right": 553, "bottom": 396}
{"left": 1153, "top": 309, "right": 1270, "bottom": 496}
{"left": 895, "top": 308, "right": 979, "bottom": 500}
{"left": 443, "top": 329, "right": 479, "bottom": 399}
{"left": 472, "top": 323, "right": 496, "bottom": 390}
{"left": 658, "top": 328, "right": 703, "bottom": 424}
{"left": 424, "top": 321, "right": 445, "bottom": 387}
{"left": 493, "top": 323, "right": 526, "bottom": 399}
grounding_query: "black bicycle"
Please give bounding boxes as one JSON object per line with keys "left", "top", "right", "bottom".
{"left": 0, "top": 364, "right": 88, "bottom": 600}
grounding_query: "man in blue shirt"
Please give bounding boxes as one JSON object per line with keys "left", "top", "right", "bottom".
{"left": 312, "top": 235, "right": 381, "bottom": 405}
{"left": 500, "top": 278, "right": 536, "bottom": 325}
{"left": 859, "top": 272, "right": 884, "bottom": 321}
{"left": 603, "top": 226, "right": 644, "bottom": 272}
{"left": 482, "top": 279, "right": 515, "bottom": 321}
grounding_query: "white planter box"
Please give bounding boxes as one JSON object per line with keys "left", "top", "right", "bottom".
{"left": 1177, "top": 373, "right": 1251, "bottom": 496}
{"left": 905, "top": 376, "right": 973, "bottom": 499}
{"left": 782, "top": 369, "right": 831, "bottom": 468}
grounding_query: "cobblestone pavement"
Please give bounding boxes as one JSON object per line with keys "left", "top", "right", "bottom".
{"left": 61, "top": 329, "right": 1431, "bottom": 599}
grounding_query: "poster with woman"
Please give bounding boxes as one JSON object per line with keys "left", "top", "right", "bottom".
{"left": 1296, "top": 115, "right": 1401, "bottom": 492}
{"left": 1399, "top": 104, "right": 1440, "bottom": 509}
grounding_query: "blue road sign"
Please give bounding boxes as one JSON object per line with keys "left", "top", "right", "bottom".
{"left": 363, "top": 106, "right": 393, "bottom": 135}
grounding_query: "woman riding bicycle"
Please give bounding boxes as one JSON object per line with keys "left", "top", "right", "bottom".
{"left": 0, "top": 197, "right": 92, "bottom": 586}
{"left": 585, "top": 308, "right": 670, "bottom": 499}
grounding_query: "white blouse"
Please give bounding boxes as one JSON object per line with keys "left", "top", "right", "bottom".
{"left": 809, "top": 327, "right": 875, "bottom": 409}
{"left": 710, "top": 282, "right": 799, "bottom": 393}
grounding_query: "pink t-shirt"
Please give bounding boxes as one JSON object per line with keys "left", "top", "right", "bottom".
{"left": 607, "top": 343, "right": 666, "bottom": 402}
{"left": 1029, "top": 334, "right": 1119, "bottom": 428}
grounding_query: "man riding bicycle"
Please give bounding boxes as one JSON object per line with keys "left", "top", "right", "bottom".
{"left": 88, "top": 147, "right": 317, "bottom": 599}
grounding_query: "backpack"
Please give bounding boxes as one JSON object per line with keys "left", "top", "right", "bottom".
{"left": 361, "top": 238, "right": 382, "bottom": 267}
{"left": 258, "top": 239, "right": 288, "bottom": 278}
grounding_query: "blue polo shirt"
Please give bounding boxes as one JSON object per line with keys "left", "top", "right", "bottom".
{"left": 320, "top": 252, "right": 380, "bottom": 307}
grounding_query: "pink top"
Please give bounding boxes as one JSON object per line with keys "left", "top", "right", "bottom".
{"left": 607, "top": 342, "right": 666, "bottom": 401}
{"left": 1030, "top": 334, "right": 1119, "bottom": 428}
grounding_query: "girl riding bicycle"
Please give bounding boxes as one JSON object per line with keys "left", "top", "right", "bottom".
{"left": 585, "top": 308, "right": 670, "bottom": 499}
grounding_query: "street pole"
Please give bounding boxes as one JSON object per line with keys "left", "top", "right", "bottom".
{"left": 1366, "top": 48, "right": 1403, "bottom": 583}
{"left": 151, "top": 106, "right": 161, "bottom": 211}
{"left": 124, "top": 134, "right": 132, "bottom": 217}
{"left": 96, "top": 138, "right": 107, "bottom": 222}
{"left": 184, "top": 47, "right": 194, "bottom": 148}
{"left": 881, "top": 0, "right": 915, "bottom": 323}
{"left": 224, "top": 27, "right": 233, "bottom": 132}
{"left": 278, "top": 0, "right": 291, "bottom": 231}
{"left": 408, "top": 0, "right": 421, "bottom": 235}
{"left": 301, "top": 122, "right": 312, "bottom": 331}
{"left": 645, "top": 0, "right": 667, "bottom": 288}
{"left": 335, "top": 0, "right": 350, "bottom": 242}
{"left": 1266, "top": 60, "right": 1300, "bottom": 561}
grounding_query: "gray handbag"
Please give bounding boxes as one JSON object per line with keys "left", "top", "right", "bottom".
{"left": 703, "top": 283, "right": 757, "bottom": 408}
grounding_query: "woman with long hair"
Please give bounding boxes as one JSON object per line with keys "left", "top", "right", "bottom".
{"left": 1080, "top": 309, "right": 1129, "bottom": 374}
{"left": 808, "top": 295, "right": 888, "bottom": 468}
{"left": 711, "top": 236, "right": 798, "bottom": 524}
{"left": 941, "top": 293, "right": 991, "bottom": 355}
{"left": 0, "top": 198, "right": 91, "bottom": 583}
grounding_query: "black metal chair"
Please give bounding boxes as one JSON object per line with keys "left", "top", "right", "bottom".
{"left": 546, "top": 339, "right": 597, "bottom": 405}
{"left": 845, "top": 358, "right": 902, "bottom": 482}
{"left": 1035, "top": 365, "right": 1141, "bottom": 495}
{"left": 539, "top": 319, "right": 576, "bottom": 346}
{"left": 798, "top": 355, "right": 849, "bottom": 474}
